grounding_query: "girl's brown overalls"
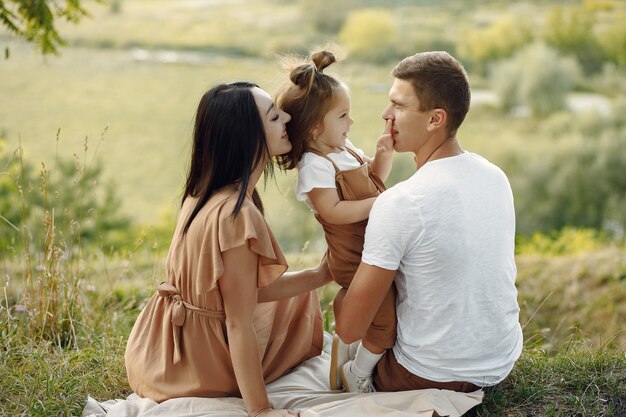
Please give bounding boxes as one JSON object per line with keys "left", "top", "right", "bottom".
{"left": 308, "top": 147, "right": 396, "bottom": 350}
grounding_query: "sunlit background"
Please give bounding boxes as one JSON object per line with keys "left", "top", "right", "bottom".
{"left": 2, "top": 0, "right": 626, "bottom": 247}
{"left": 1, "top": 2, "right": 625, "bottom": 414}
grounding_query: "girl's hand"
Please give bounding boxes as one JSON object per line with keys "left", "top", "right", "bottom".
{"left": 252, "top": 408, "right": 300, "bottom": 417}
{"left": 376, "top": 119, "right": 394, "bottom": 155}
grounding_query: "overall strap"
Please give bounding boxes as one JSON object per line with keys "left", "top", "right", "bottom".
{"left": 306, "top": 147, "right": 341, "bottom": 173}
{"left": 306, "top": 145, "right": 365, "bottom": 171}
{"left": 344, "top": 146, "right": 365, "bottom": 165}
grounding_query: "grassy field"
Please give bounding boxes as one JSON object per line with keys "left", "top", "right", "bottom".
{"left": 0, "top": 41, "right": 395, "bottom": 222}
{"left": 4, "top": 0, "right": 618, "bottom": 227}
{"left": 1, "top": 246, "right": 625, "bottom": 416}
{"left": 0, "top": 39, "right": 562, "bottom": 237}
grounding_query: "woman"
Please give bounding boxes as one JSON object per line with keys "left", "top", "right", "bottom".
{"left": 125, "top": 82, "right": 332, "bottom": 417}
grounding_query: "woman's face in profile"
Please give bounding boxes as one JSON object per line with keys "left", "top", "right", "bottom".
{"left": 251, "top": 87, "right": 292, "bottom": 157}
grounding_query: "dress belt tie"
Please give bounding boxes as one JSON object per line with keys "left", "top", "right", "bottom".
{"left": 157, "top": 282, "right": 226, "bottom": 364}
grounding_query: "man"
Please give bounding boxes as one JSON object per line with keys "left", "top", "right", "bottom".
{"left": 334, "top": 51, "right": 523, "bottom": 393}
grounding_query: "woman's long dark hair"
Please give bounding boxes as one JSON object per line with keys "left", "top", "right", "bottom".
{"left": 182, "top": 82, "right": 273, "bottom": 235}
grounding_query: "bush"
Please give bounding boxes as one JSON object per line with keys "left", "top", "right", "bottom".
{"left": 298, "top": 0, "right": 356, "bottom": 33}
{"left": 396, "top": 32, "right": 457, "bottom": 61}
{"left": 490, "top": 42, "right": 580, "bottom": 116}
{"left": 0, "top": 139, "right": 132, "bottom": 256}
{"left": 542, "top": 6, "right": 605, "bottom": 75}
{"left": 512, "top": 120, "right": 626, "bottom": 236}
{"left": 516, "top": 228, "right": 610, "bottom": 256}
{"left": 599, "top": 22, "right": 626, "bottom": 69}
{"left": 339, "top": 8, "right": 398, "bottom": 63}
{"left": 458, "top": 16, "right": 533, "bottom": 74}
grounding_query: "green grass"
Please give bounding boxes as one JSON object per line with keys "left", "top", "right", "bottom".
{"left": 0, "top": 337, "right": 129, "bottom": 416}
{"left": 475, "top": 348, "right": 626, "bottom": 416}
{"left": 2, "top": 330, "right": 624, "bottom": 416}
{"left": 2, "top": 246, "right": 625, "bottom": 416}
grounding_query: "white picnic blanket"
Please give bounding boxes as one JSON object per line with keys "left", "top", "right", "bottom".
{"left": 83, "top": 353, "right": 483, "bottom": 417}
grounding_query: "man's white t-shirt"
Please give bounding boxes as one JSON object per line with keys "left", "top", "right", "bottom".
{"left": 362, "top": 151, "right": 523, "bottom": 386}
{"left": 295, "top": 140, "right": 366, "bottom": 212}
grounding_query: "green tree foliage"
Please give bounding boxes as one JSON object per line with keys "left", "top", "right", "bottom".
{"left": 298, "top": 0, "right": 356, "bottom": 33}
{"left": 600, "top": 22, "right": 626, "bottom": 69}
{"left": 0, "top": 141, "right": 32, "bottom": 250}
{"left": 512, "top": 106, "right": 626, "bottom": 236}
{"left": 542, "top": 6, "right": 605, "bottom": 75}
{"left": 0, "top": 139, "right": 132, "bottom": 256}
{"left": 339, "top": 8, "right": 397, "bottom": 63}
{"left": 0, "top": 0, "right": 97, "bottom": 55}
{"left": 490, "top": 42, "right": 580, "bottom": 117}
{"left": 458, "top": 16, "right": 533, "bottom": 73}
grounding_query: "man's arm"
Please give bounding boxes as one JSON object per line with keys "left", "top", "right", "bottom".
{"left": 335, "top": 262, "right": 396, "bottom": 344}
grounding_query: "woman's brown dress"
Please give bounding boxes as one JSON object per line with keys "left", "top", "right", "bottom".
{"left": 125, "top": 186, "right": 323, "bottom": 401}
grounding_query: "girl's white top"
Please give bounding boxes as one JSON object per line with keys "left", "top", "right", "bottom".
{"left": 295, "top": 139, "right": 366, "bottom": 212}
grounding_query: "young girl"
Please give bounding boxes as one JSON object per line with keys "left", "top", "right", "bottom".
{"left": 276, "top": 51, "right": 397, "bottom": 393}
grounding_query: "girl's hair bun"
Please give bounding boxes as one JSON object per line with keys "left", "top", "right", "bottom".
{"left": 289, "top": 63, "right": 315, "bottom": 87}
{"left": 288, "top": 50, "right": 336, "bottom": 87}
{"left": 311, "top": 50, "right": 336, "bottom": 72}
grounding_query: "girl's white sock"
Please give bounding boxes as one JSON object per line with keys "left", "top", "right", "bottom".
{"left": 350, "top": 343, "right": 383, "bottom": 377}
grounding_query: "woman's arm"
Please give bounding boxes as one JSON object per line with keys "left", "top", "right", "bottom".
{"left": 219, "top": 244, "right": 298, "bottom": 417}
{"left": 307, "top": 187, "right": 377, "bottom": 225}
{"left": 370, "top": 119, "right": 394, "bottom": 182}
{"left": 257, "top": 256, "right": 332, "bottom": 303}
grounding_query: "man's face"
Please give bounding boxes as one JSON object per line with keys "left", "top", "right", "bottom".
{"left": 381, "top": 78, "right": 432, "bottom": 154}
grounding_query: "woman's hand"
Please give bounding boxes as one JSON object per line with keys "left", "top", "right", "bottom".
{"left": 314, "top": 253, "right": 333, "bottom": 286}
{"left": 257, "top": 254, "right": 333, "bottom": 303}
{"left": 252, "top": 408, "right": 299, "bottom": 417}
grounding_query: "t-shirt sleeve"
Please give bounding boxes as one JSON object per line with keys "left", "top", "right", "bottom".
{"left": 197, "top": 201, "right": 288, "bottom": 292}
{"left": 296, "top": 153, "right": 336, "bottom": 202}
{"left": 361, "top": 190, "right": 423, "bottom": 271}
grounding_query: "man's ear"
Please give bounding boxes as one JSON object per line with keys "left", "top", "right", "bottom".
{"left": 427, "top": 109, "right": 447, "bottom": 132}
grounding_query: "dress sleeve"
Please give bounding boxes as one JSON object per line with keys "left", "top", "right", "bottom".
{"left": 198, "top": 200, "right": 288, "bottom": 292}
{"left": 296, "top": 153, "right": 336, "bottom": 202}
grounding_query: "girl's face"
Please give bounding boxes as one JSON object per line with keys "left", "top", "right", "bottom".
{"left": 252, "top": 87, "right": 292, "bottom": 157}
{"left": 314, "top": 87, "right": 353, "bottom": 151}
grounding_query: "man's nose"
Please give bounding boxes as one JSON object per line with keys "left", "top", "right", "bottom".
{"left": 382, "top": 104, "right": 394, "bottom": 120}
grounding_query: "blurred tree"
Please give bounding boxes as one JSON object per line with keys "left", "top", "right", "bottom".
{"left": 599, "top": 22, "right": 626, "bottom": 69}
{"left": 512, "top": 108, "right": 626, "bottom": 236}
{"left": 0, "top": 0, "right": 99, "bottom": 55}
{"left": 490, "top": 42, "right": 580, "bottom": 117}
{"left": 0, "top": 140, "right": 132, "bottom": 256}
{"left": 339, "top": 8, "right": 397, "bottom": 63}
{"left": 396, "top": 31, "right": 457, "bottom": 60}
{"left": 299, "top": 0, "right": 356, "bottom": 33}
{"left": 40, "top": 157, "right": 132, "bottom": 250}
{"left": 542, "top": 6, "right": 605, "bottom": 75}
{"left": 458, "top": 16, "right": 533, "bottom": 74}
{"left": 0, "top": 139, "right": 32, "bottom": 254}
